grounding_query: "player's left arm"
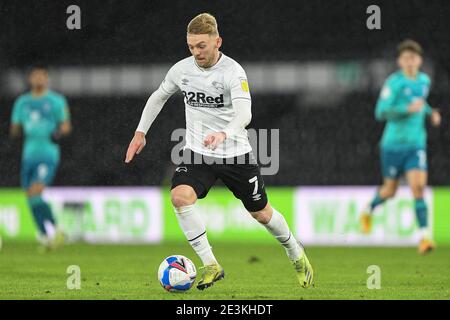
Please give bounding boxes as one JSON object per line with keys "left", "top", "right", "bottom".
{"left": 54, "top": 96, "right": 72, "bottom": 139}
{"left": 423, "top": 78, "right": 441, "bottom": 127}
{"left": 204, "top": 64, "right": 252, "bottom": 150}
{"left": 425, "top": 102, "right": 441, "bottom": 127}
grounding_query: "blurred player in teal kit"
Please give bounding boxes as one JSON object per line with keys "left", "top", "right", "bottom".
{"left": 360, "top": 40, "right": 441, "bottom": 254}
{"left": 10, "top": 67, "right": 72, "bottom": 251}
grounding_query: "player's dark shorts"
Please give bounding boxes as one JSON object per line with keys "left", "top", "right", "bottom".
{"left": 21, "top": 158, "right": 59, "bottom": 189}
{"left": 381, "top": 147, "right": 427, "bottom": 179}
{"left": 171, "top": 149, "right": 268, "bottom": 212}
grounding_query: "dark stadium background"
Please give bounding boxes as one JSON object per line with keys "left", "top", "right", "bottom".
{"left": 1, "top": 0, "right": 449, "bottom": 187}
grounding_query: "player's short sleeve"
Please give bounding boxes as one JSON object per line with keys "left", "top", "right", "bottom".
{"left": 229, "top": 63, "right": 251, "bottom": 102}
{"left": 422, "top": 74, "right": 432, "bottom": 115}
{"left": 159, "top": 64, "right": 179, "bottom": 95}
{"left": 55, "top": 94, "right": 70, "bottom": 122}
{"left": 379, "top": 78, "right": 397, "bottom": 102}
{"left": 11, "top": 96, "right": 23, "bottom": 125}
{"left": 422, "top": 73, "right": 431, "bottom": 84}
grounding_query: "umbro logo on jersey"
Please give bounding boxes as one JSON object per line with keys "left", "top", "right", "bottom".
{"left": 182, "top": 91, "right": 224, "bottom": 108}
{"left": 181, "top": 78, "right": 189, "bottom": 85}
{"left": 176, "top": 166, "right": 188, "bottom": 172}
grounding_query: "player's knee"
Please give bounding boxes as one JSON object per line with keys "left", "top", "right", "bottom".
{"left": 411, "top": 185, "right": 425, "bottom": 199}
{"left": 171, "top": 186, "right": 197, "bottom": 209}
{"left": 386, "top": 188, "right": 396, "bottom": 198}
{"left": 381, "top": 185, "right": 397, "bottom": 198}
{"left": 250, "top": 204, "right": 273, "bottom": 224}
{"left": 27, "top": 184, "right": 45, "bottom": 197}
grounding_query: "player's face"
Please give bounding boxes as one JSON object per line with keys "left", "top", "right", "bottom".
{"left": 397, "top": 51, "right": 422, "bottom": 76}
{"left": 187, "top": 33, "right": 222, "bottom": 68}
{"left": 29, "top": 70, "right": 49, "bottom": 91}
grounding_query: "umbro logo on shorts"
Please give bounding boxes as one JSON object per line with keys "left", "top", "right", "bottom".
{"left": 252, "top": 194, "right": 262, "bottom": 201}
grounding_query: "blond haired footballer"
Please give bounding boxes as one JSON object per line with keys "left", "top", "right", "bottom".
{"left": 125, "top": 13, "right": 314, "bottom": 290}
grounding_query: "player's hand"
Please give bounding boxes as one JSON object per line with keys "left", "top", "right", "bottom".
{"left": 125, "top": 131, "right": 146, "bottom": 163}
{"left": 431, "top": 109, "right": 441, "bottom": 127}
{"left": 51, "top": 131, "right": 62, "bottom": 143}
{"left": 204, "top": 132, "right": 227, "bottom": 150}
{"left": 408, "top": 99, "right": 425, "bottom": 113}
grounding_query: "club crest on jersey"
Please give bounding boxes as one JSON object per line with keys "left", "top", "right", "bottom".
{"left": 30, "top": 111, "right": 41, "bottom": 122}
{"left": 212, "top": 81, "right": 224, "bottom": 91}
{"left": 182, "top": 91, "right": 224, "bottom": 108}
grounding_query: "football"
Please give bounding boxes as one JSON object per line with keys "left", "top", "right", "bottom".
{"left": 158, "top": 255, "right": 196, "bottom": 292}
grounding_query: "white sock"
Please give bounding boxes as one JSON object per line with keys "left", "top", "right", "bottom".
{"left": 262, "top": 208, "right": 304, "bottom": 261}
{"left": 43, "top": 220, "right": 56, "bottom": 240}
{"left": 364, "top": 203, "right": 373, "bottom": 215}
{"left": 174, "top": 204, "right": 218, "bottom": 266}
{"left": 420, "top": 227, "right": 431, "bottom": 241}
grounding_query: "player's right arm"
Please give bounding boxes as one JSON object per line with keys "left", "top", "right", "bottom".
{"left": 375, "top": 78, "right": 423, "bottom": 121}
{"left": 125, "top": 65, "right": 179, "bottom": 163}
{"left": 10, "top": 97, "right": 23, "bottom": 138}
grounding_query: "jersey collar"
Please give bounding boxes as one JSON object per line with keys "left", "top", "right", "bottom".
{"left": 30, "top": 89, "right": 50, "bottom": 99}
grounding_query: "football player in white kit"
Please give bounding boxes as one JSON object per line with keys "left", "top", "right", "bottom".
{"left": 125, "top": 13, "right": 314, "bottom": 290}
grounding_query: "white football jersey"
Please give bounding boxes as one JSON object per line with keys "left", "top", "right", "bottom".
{"left": 160, "top": 53, "right": 253, "bottom": 158}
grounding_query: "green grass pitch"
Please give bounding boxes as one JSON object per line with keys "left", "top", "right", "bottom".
{"left": 1, "top": 242, "right": 449, "bottom": 299}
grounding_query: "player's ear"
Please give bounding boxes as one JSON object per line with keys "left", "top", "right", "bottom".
{"left": 216, "top": 36, "right": 222, "bottom": 49}
{"left": 417, "top": 55, "right": 423, "bottom": 67}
